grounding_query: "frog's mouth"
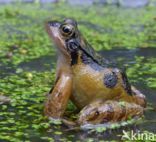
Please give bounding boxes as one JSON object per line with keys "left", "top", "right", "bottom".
{"left": 45, "top": 21, "right": 69, "bottom": 56}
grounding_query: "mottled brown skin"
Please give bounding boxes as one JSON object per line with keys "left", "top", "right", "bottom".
{"left": 78, "top": 100, "right": 143, "bottom": 125}
{"left": 44, "top": 19, "right": 146, "bottom": 125}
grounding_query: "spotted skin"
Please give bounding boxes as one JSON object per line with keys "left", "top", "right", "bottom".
{"left": 103, "top": 71, "right": 118, "bottom": 88}
{"left": 78, "top": 100, "right": 144, "bottom": 125}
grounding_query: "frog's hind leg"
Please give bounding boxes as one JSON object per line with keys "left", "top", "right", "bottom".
{"left": 78, "top": 100, "right": 144, "bottom": 125}
{"left": 131, "top": 86, "right": 146, "bottom": 108}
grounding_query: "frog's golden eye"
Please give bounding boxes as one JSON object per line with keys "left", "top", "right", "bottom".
{"left": 60, "top": 24, "right": 74, "bottom": 37}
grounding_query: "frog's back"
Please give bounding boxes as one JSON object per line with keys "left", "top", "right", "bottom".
{"left": 71, "top": 42, "right": 134, "bottom": 109}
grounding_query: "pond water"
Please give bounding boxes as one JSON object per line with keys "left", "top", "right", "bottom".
{"left": 0, "top": 48, "right": 156, "bottom": 141}
{"left": 0, "top": 3, "right": 156, "bottom": 142}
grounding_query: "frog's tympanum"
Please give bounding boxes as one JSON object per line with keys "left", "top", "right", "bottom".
{"left": 44, "top": 19, "right": 146, "bottom": 125}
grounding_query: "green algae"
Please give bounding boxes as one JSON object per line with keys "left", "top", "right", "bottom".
{"left": 127, "top": 56, "right": 156, "bottom": 88}
{"left": 0, "top": 71, "right": 53, "bottom": 141}
{"left": 0, "top": 2, "right": 156, "bottom": 142}
{"left": 0, "top": 3, "right": 156, "bottom": 65}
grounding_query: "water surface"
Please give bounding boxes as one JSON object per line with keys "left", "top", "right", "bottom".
{"left": 1, "top": 48, "right": 156, "bottom": 141}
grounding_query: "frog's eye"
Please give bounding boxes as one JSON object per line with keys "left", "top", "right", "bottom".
{"left": 60, "top": 24, "right": 74, "bottom": 37}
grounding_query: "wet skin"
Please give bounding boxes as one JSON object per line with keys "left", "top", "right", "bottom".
{"left": 44, "top": 19, "right": 146, "bottom": 125}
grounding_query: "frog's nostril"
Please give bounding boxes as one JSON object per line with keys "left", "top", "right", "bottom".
{"left": 48, "top": 21, "right": 60, "bottom": 27}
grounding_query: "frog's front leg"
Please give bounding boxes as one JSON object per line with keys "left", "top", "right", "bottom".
{"left": 44, "top": 74, "right": 72, "bottom": 119}
{"left": 78, "top": 100, "right": 144, "bottom": 125}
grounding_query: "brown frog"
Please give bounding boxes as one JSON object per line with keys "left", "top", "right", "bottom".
{"left": 44, "top": 19, "right": 146, "bottom": 125}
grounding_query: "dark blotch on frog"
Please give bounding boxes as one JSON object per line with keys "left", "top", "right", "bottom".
{"left": 104, "top": 71, "right": 118, "bottom": 88}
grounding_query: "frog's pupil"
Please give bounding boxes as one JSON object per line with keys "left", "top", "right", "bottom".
{"left": 63, "top": 26, "right": 71, "bottom": 33}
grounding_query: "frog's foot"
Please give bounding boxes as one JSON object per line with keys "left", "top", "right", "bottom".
{"left": 131, "top": 86, "right": 146, "bottom": 108}
{"left": 78, "top": 100, "right": 144, "bottom": 125}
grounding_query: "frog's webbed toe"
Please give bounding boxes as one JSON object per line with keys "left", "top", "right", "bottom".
{"left": 78, "top": 100, "right": 144, "bottom": 125}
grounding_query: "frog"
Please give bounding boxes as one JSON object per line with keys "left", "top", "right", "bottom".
{"left": 44, "top": 18, "right": 146, "bottom": 125}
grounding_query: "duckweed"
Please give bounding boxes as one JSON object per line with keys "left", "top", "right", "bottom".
{"left": 0, "top": 2, "right": 156, "bottom": 141}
